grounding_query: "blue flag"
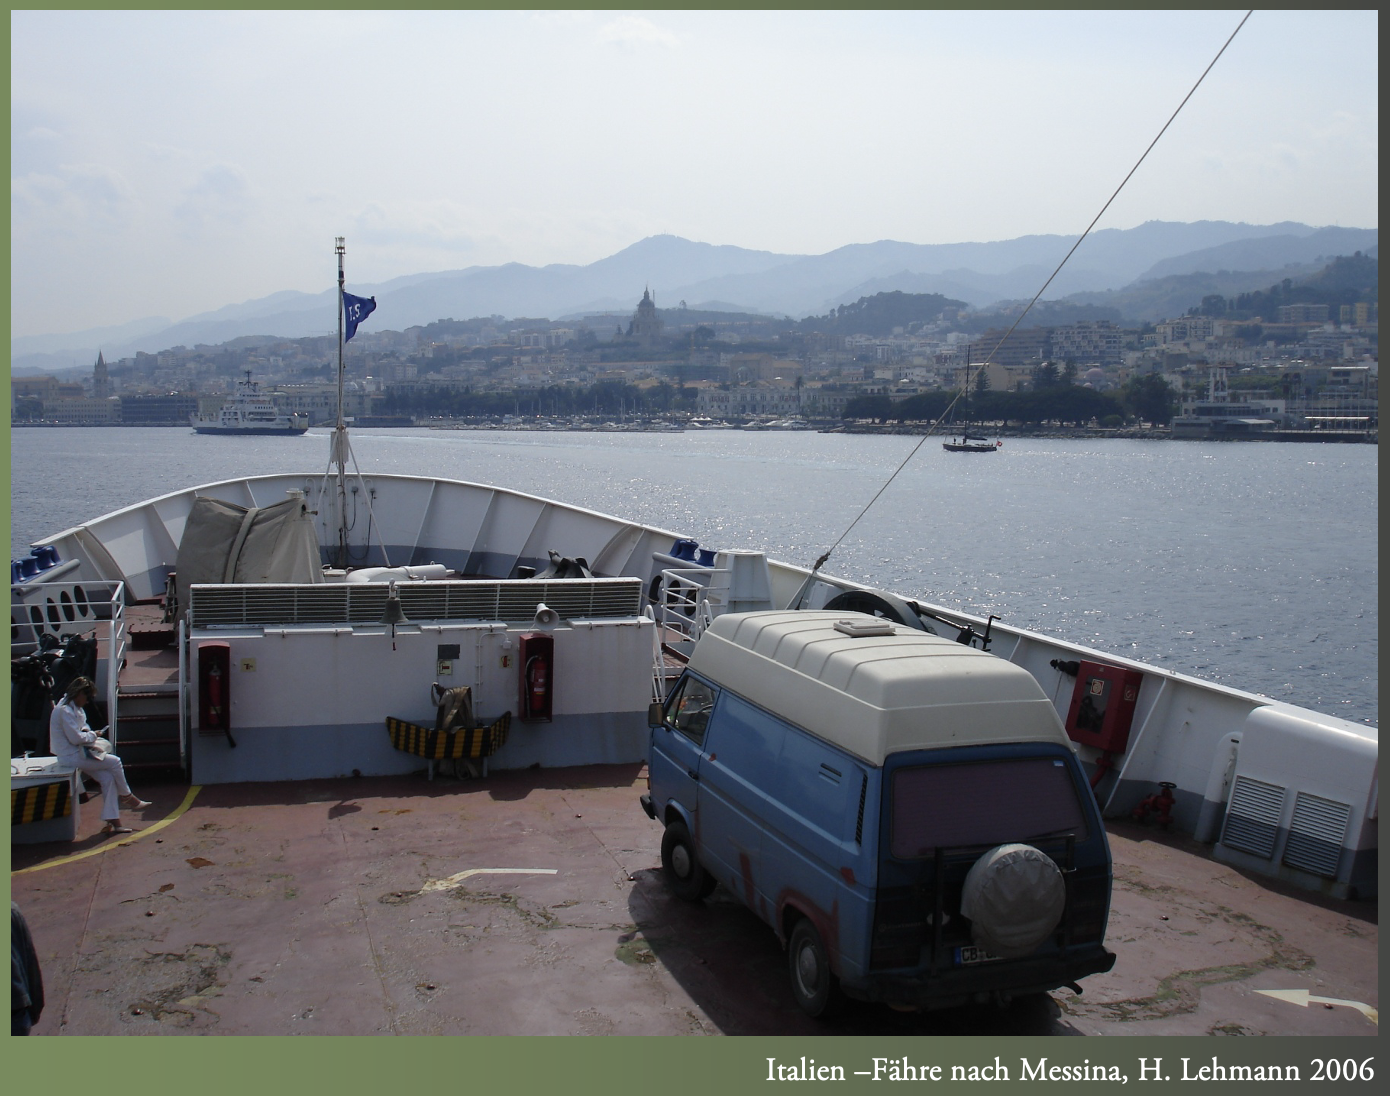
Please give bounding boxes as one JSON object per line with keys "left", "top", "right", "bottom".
{"left": 343, "top": 292, "right": 377, "bottom": 341}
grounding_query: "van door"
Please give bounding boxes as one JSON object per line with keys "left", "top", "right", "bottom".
{"left": 650, "top": 673, "right": 718, "bottom": 829}
{"left": 870, "top": 743, "right": 1113, "bottom": 999}
{"left": 695, "top": 691, "right": 787, "bottom": 915}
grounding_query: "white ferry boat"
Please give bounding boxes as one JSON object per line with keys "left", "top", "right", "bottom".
{"left": 11, "top": 449, "right": 1377, "bottom": 902}
{"left": 190, "top": 371, "right": 310, "bottom": 436}
{"left": 9, "top": 242, "right": 1377, "bottom": 1032}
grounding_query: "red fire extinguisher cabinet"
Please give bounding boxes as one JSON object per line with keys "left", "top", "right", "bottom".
{"left": 518, "top": 632, "right": 554, "bottom": 722}
{"left": 197, "top": 642, "right": 232, "bottom": 733}
{"left": 1064, "top": 660, "right": 1143, "bottom": 753}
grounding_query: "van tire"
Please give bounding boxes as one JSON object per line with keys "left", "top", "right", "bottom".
{"left": 960, "top": 843, "right": 1066, "bottom": 958}
{"left": 661, "top": 821, "right": 715, "bottom": 902}
{"left": 787, "top": 919, "right": 843, "bottom": 1019}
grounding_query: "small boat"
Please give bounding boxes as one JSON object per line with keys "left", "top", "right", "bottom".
{"left": 191, "top": 372, "right": 310, "bottom": 436}
{"left": 942, "top": 433, "right": 1000, "bottom": 453}
{"left": 942, "top": 351, "right": 999, "bottom": 452}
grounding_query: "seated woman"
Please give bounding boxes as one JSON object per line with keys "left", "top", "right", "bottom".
{"left": 49, "top": 676, "right": 150, "bottom": 837}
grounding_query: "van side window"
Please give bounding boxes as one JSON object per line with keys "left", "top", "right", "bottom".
{"left": 666, "top": 676, "right": 718, "bottom": 746}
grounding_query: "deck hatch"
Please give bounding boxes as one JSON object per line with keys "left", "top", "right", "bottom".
{"left": 1220, "top": 776, "right": 1286, "bottom": 860}
{"left": 189, "top": 578, "right": 643, "bottom": 626}
{"left": 1281, "top": 792, "right": 1351, "bottom": 878}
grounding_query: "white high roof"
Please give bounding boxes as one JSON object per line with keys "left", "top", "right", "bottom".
{"left": 686, "top": 611, "right": 1071, "bottom": 766}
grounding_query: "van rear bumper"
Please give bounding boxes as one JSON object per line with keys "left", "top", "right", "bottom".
{"left": 639, "top": 794, "right": 657, "bottom": 820}
{"left": 842, "top": 946, "right": 1116, "bottom": 1010}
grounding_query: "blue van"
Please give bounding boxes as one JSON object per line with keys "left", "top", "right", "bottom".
{"left": 640, "top": 610, "right": 1114, "bottom": 1016}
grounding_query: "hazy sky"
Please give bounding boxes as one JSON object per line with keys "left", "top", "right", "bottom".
{"left": 10, "top": 9, "right": 1378, "bottom": 339}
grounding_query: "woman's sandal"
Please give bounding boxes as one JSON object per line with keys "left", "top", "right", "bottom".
{"left": 101, "top": 822, "right": 134, "bottom": 836}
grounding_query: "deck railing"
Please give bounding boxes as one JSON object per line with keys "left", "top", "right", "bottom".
{"left": 10, "top": 578, "right": 126, "bottom": 749}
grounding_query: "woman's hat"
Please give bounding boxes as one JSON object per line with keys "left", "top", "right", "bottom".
{"left": 64, "top": 676, "right": 96, "bottom": 701}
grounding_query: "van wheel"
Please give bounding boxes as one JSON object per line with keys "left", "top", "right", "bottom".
{"left": 661, "top": 821, "right": 715, "bottom": 902}
{"left": 787, "top": 919, "right": 843, "bottom": 1018}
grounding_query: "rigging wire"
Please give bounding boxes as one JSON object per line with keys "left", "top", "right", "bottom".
{"left": 807, "top": 9, "right": 1254, "bottom": 576}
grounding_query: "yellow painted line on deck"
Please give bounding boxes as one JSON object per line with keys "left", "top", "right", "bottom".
{"left": 421, "top": 867, "right": 558, "bottom": 893}
{"left": 1255, "top": 988, "right": 1378, "bottom": 1024}
{"left": 11, "top": 785, "right": 203, "bottom": 876}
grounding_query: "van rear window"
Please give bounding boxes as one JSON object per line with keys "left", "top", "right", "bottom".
{"left": 890, "top": 757, "right": 1087, "bottom": 858}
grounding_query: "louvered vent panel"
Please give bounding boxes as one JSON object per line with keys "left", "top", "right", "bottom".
{"left": 399, "top": 588, "right": 451, "bottom": 620}
{"left": 190, "top": 578, "right": 642, "bottom": 626}
{"left": 541, "top": 588, "right": 593, "bottom": 618}
{"left": 497, "top": 585, "right": 543, "bottom": 620}
{"left": 447, "top": 587, "right": 502, "bottom": 619}
{"left": 855, "top": 774, "right": 868, "bottom": 845}
{"left": 1281, "top": 792, "right": 1351, "bottom": 878}
{"left": 1220, "top": 776, "right": 1286, "bottom": 860}
{"left": 346, "top": 587, "right": 389, "bottom": 623}
{"left": 295, "top": 588, "right": 347, "bottom": 622}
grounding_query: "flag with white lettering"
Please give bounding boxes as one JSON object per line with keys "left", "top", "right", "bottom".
{"left": 343, "top": 292, "right": 377, "bottom": 341}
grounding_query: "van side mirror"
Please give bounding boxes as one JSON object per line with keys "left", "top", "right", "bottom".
{"left": 648, "top": 701, "right": 665, "bottom": 728}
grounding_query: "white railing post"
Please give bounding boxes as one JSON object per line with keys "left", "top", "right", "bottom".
{"left": 645, "top": 605, "right": 667, "bottom": 703}
{"left": 106, "top": 582, "right": 124, "bottom": 747}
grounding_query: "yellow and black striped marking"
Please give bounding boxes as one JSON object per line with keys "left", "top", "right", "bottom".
{"left": 386, "top": 712, "right": 512, "bottom": 761}
{"left": 12, "top": 780, "right": 73, "bottom": 826}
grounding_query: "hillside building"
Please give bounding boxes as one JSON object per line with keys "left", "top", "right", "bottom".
{"left": 627, "top": 288, "right": 664, "bottom": 348}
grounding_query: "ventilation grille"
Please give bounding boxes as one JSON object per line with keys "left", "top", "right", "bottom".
{"left": 855, "top": 774, "right": 868, "bottom": 845}
{"left": 1220, "top": 776, "right": 1286, "bottom": 860}
{"left": 190, "top": 578, "right": 643, "bottom": 627}
{"left": 1281, "top": 792, "right": 1352, "bottom": 878}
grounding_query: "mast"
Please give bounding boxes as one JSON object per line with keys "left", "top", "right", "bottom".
{"left": 334, "top": 237, "right": 348, "bottom": 567}
{"left": 960, "top": 345, "right": 970, "bottom": 436}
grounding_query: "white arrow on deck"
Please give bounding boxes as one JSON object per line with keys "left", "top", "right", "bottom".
{"left": 1255, "top": 989, "right": 1378, "bottom": 1024}
{"left": 421, "top": 867, "right": 558, "bottom": 893}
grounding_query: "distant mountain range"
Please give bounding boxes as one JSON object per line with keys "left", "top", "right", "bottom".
{"left": 11, "top": 221, "right": 1377, "bottom": 375}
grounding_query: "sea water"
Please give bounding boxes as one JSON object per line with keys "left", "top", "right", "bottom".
{"left": 8, "top": 426, "right": 1377, "bottom": 725}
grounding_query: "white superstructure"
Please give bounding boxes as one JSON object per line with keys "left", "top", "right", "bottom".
{"left": 190, "top": 372, "right": 309, "bottom": 435}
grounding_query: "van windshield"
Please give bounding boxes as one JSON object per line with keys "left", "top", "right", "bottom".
{"left": 890, "top": 757, "right": 1087, "bottom": 858}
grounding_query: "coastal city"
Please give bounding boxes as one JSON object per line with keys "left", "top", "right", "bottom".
{"left": 11, "top": 262, "right": 1378, "bottom": 442}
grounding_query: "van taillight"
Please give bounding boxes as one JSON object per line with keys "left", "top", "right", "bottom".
{"left": 870, "top": 929, "right": 920, "bottom": 970}
{"left": 1066, "top": 879, "right": 1110, "bottom": 945}
{"left": 870, "top": 891, "right": 922, "bottom": 969}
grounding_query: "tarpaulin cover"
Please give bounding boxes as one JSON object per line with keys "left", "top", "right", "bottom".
{"left": 175, "top": 494, "right": 323, "bottom": 613}
{"left": 959, "top": 842, "right": 1066, "bottom": 958}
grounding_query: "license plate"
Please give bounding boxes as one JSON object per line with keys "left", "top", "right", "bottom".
{"left": 954, "top": 945, "right": 1000, "bottom": 966}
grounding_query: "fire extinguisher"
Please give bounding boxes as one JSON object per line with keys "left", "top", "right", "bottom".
{"left": 517, "top": 631, "right": 554, "bottom": 721}
{"left": 206, "top": 661, "right": 224, "bottom": 728}
{"left": 526, "top": 655, "right": 547, "bottom": 717}
{"left": 197, "top": 641, "right": 236, "bottom": 746}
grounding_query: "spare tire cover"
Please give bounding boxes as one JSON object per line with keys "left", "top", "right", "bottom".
{"left": 959, "top": 843, "right": 1065, "bottom": 958}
